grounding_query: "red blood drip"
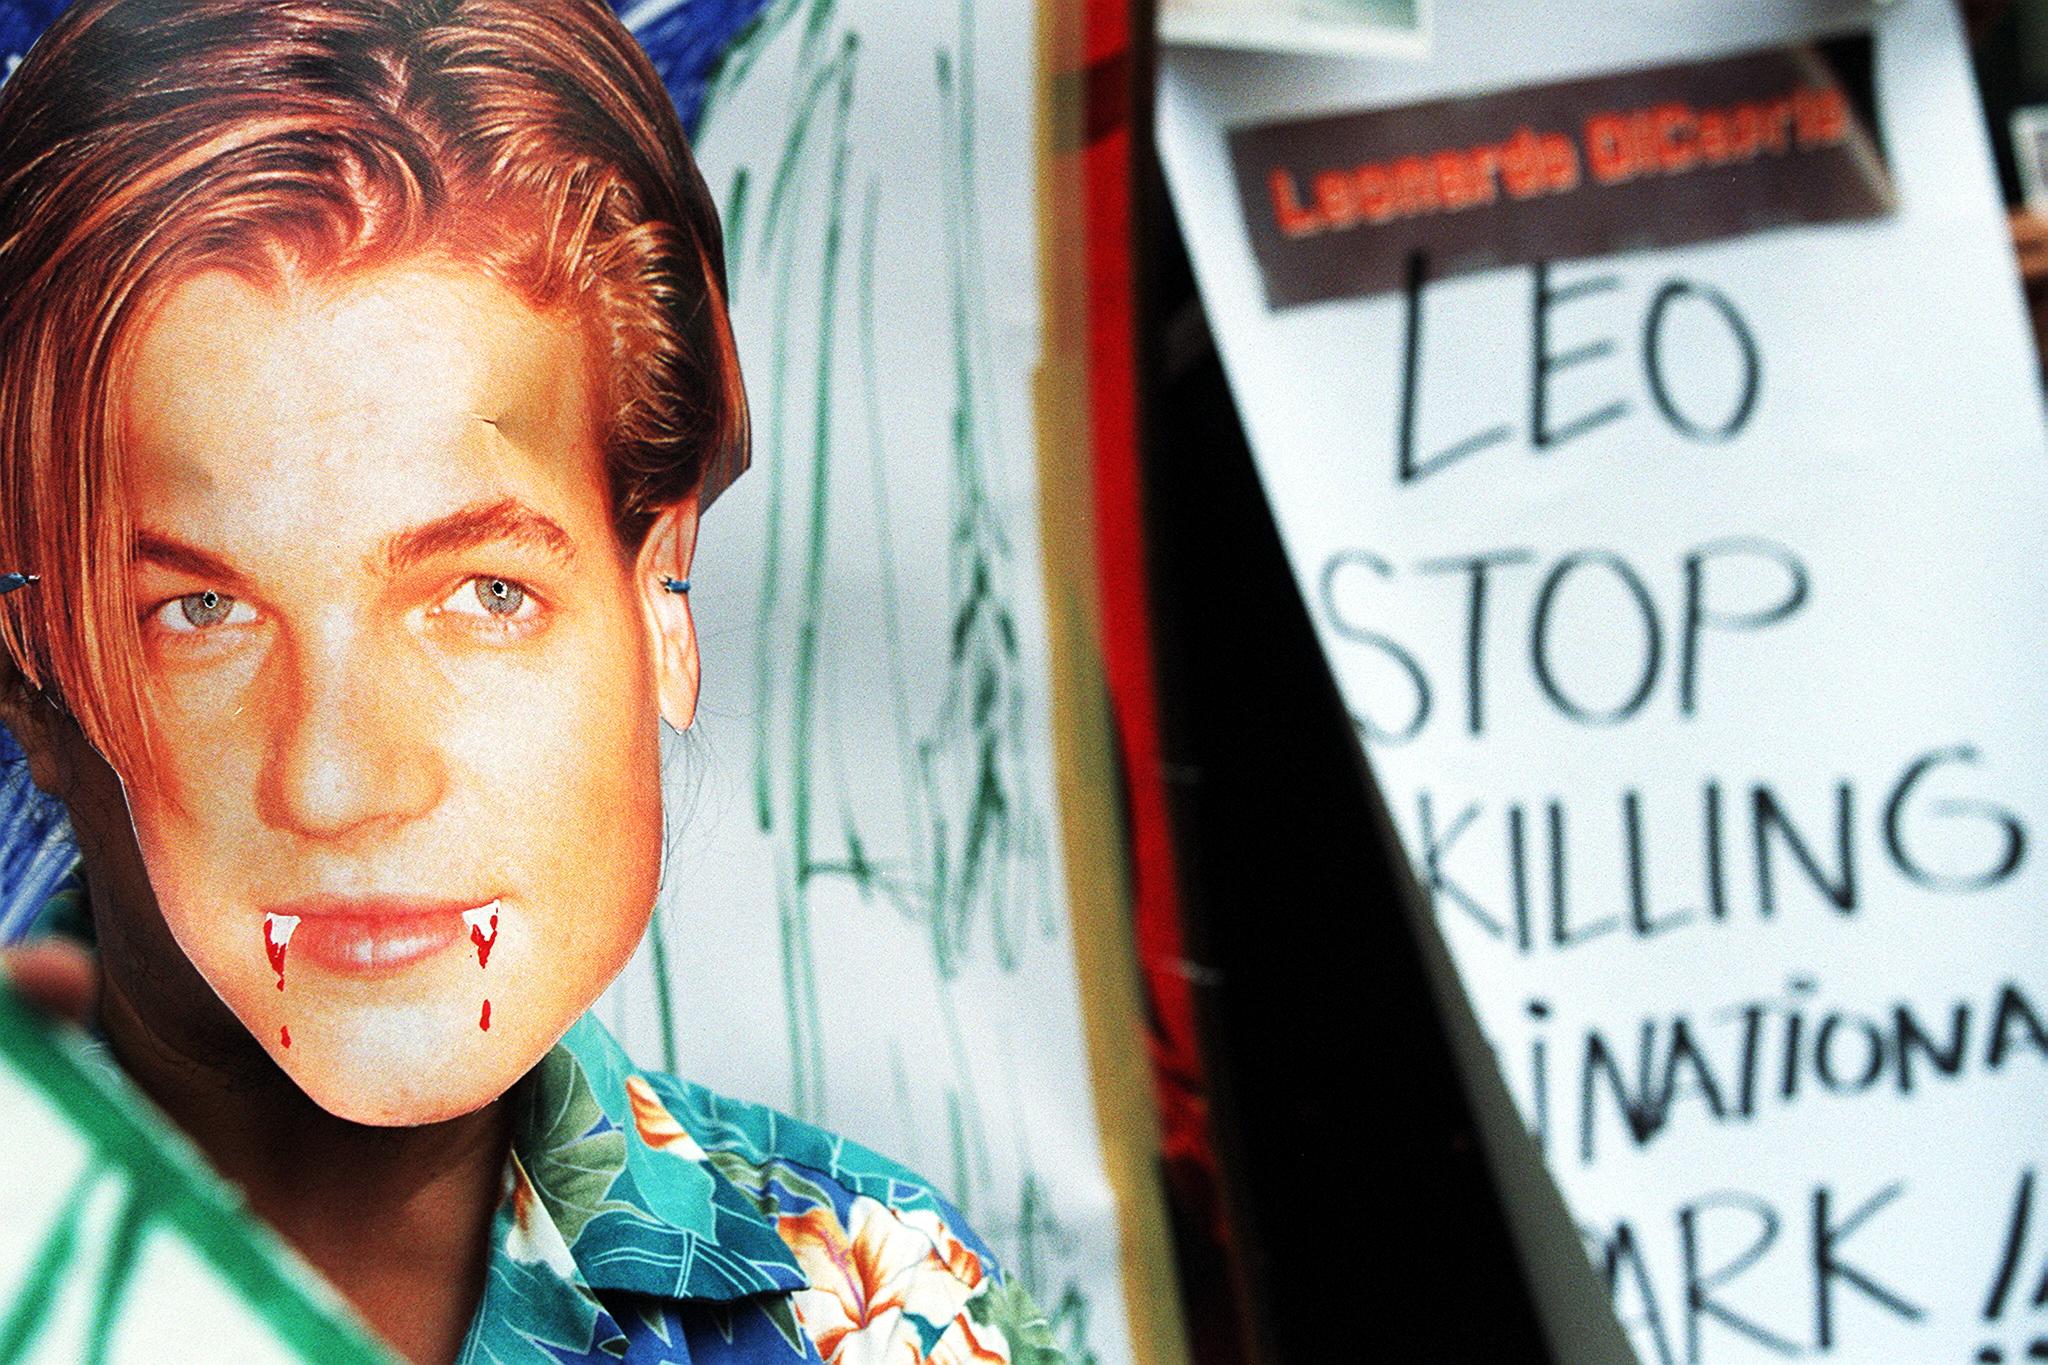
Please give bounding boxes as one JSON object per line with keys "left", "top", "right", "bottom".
{"left": 470, "top": 912, "right": 499, "bottom": 969}
{"left": 280, "top": 1025, "right": 291, "bottom": 1049}
{"left": 265, "top": 932, "right": 288, "bottom": 990}
{"left": 479, "top": 999, "right": 491, "bottom": 1031}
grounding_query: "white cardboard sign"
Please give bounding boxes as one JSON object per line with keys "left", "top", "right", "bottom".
{"left": 1161, "top": 2, "right": 2048, "bottom": 1361}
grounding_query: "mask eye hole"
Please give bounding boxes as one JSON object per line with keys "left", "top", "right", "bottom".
{"left": 438, "top": 576, "right": 539, "bottom": 623}
{"left": 154, "top": 589, "right": 254, "bottom": 633}
{"left": 475, "top": 578, "right": 524, "bottom": 616}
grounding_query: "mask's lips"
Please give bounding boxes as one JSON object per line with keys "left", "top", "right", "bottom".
{"left": 263, "top": 896, "right": 498, "bottom": 977}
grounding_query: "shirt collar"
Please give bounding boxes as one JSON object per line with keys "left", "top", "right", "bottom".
{"left": 512, "top": 1012, "right": 807, "bottom": 1303}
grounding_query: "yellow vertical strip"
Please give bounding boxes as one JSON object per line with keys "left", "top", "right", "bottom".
{"left": 1033, "top": 4, "right": 1192, "bottom": 1364}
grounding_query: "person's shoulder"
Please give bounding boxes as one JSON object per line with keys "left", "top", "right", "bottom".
{"left": 628, "top": 1067, "right": 1068, "bottom": 1362}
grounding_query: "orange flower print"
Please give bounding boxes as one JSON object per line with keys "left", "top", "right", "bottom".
{"left": 927, "top": 1313, "right": 1012, "bottom": 1365}
{"left": 779, "top": 1198, "right": 984, "bottom": 1364}
{"left": 625, "top": 1074, "right": 710, "bottom": 1161}
{"left": 898, "top": 1209, "right": 986, "bottom": 1290}
{"left": 501, "top": 1156, "right": 578, "bottom": 1278}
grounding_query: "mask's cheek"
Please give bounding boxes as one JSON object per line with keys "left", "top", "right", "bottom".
{"left": 119, "top": 800, "right": 271, "bottom": 1018}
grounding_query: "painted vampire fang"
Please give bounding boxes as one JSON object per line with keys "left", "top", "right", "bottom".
{"left": 263, "top": 912, "right": 301, "bottom": 990}
{"left": 463, "top": 901, "right": 501, "bottom": 969}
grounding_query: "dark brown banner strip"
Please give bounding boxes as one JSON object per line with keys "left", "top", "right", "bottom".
{"left": 1229, "top": 33, "right": 1893, "bottom": 310}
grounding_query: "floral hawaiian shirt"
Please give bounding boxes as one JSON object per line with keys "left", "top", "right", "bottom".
{"left": 31, "top": 870, "right": 1063, "bottom": 1364}
{"left": 463, "top": 1011, "right": 1061, "bottom": 1364}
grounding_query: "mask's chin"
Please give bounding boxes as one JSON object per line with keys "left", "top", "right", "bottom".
{"left": 268, "top": 998, "right": 519, "bottom": 1127}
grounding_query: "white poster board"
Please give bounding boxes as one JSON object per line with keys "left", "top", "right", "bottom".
{"left": 603, "top": 3, "right": 1150, "bottom": 1362}
{"left": 1160, "top": 2, "right": 2048, "bottom": 1361}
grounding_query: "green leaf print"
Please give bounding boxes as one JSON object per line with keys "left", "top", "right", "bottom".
{"left": 968, "top": 1280, "right": 1066, "bottom": 1365}
{"left": 522, "top": 1048, "right": 632, "bottom": 1246}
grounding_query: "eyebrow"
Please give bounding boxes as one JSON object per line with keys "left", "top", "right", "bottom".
{"left": 378, "top": 497, "right": 578, "bottom": 574}
{"left": 132, "top": 497, "right": 578, "bottom": 584}
{"left": 133, "top": 532, "right": 246, "bottom": 587}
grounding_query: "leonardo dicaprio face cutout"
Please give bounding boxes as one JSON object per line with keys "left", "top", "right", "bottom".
{"left": 116, "top": 261, "right": 681, "bottom": 1125}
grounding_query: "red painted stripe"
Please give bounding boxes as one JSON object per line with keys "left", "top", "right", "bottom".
{"left": 1079, "top": 2, "right": 1212, "bottom": 1187}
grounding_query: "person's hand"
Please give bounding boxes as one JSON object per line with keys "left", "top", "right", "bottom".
{"left": 2, "top": 939, "right": 96, "bottom": 1026}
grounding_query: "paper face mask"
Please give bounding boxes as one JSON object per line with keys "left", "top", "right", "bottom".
{"left": 0, "top": 0, "right": 736, "bottom": 1126}
{"left": 118, "top": 265, "right": 673, "bottom": 1124}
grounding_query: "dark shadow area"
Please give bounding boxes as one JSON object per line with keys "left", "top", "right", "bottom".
{"left": 1138, "top": 154, "right": 1555, "bottom": 1364}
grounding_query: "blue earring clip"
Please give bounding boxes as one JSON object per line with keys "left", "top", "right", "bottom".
{"left": 0, "top": 573, "right": 38, "bottom": 596}
{"left": 660, "top": 576, "right": 691, "bottom": 595}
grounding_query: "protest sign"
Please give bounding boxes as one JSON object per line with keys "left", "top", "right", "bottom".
{"left": 1161, "top": 1, "right": 2048, "bottom": 1359}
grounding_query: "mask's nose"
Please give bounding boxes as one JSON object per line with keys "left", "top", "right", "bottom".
{"left": 256, "top": 608, "right": 446, "bottom": 841}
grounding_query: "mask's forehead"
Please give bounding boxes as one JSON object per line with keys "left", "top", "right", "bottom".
{"left": 122, "top": 266, "right": 603, "bottom": 544}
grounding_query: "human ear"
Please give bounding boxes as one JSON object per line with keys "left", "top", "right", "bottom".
{"left": 632, "top": 497, "right": 702, "bottom": 732}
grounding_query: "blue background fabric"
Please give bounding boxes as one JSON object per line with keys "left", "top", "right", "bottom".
{"left": 0, "top": 727, "right": 69, "bottom": 942}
